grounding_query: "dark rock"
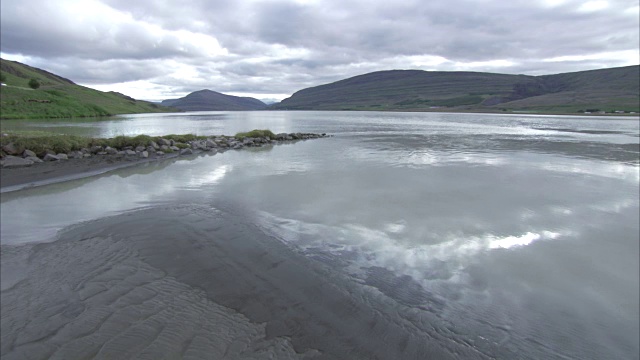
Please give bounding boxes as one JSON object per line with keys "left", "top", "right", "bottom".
{"left": 2, "top": 143, "right": 18, "bottom": 155}
{"left": 139, "top": 151, "right": 149, "bottom": 158}
{"left": 22, "top": 149, "right": 36, "bottom": 158}
{"left": 104, "top": 146, "right": 118, "bottom": 155}
{"left": 157, "top": 138, "right": 171, "bottom": 146}
{"left": 90, "top": 145, "right": 103, "bottom": 154}
{"left": 179, "top": 148, "right": 193, "bottom": 155}
{"left": 43, "top": 154, "right": 60, "bottom": 161}
{"left": 25, "top": 156, "right": 43, "bottom": 163}
{"left": 56, "top": 153, "right": 69, "bottom": 160}
{"left": 124, "top": 150, "right": 136, "bottom": 156}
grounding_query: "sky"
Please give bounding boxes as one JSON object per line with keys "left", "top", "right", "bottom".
{"left": 1, "top": 0, "right": 638, "bottom": 103}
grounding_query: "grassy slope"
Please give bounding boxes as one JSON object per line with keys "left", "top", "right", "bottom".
{"left": 161, "top": 89, "right": 267, "bottom": 111}
{"left": 271, "top": 66, "right": 640, "bottom": 113}
{"left": 0, "top": 59, "right": 177, "bottom": 119}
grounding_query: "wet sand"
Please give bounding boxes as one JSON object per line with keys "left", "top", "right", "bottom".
{"left": 0, "top": 153, "right": 181, "bottom": 192}
{"left": 0, "top": 204, "right": 487, "bottom": 359}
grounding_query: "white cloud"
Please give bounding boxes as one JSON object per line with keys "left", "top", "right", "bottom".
{"left": 1, "top": 0, "right": 638, "bottom": 100}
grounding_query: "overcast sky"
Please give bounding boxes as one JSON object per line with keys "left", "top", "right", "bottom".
{"left": 1, "top": 0, "right": 638, "bottom": 102}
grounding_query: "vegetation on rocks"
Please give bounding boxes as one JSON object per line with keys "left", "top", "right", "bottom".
{"left": 235, "top": 129, "right": 276, "bottom": 140}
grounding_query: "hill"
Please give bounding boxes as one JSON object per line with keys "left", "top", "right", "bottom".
{"left": 0, "top": 58, "right": 177, "bottom": 119}
{"left": 271, "top": 66, "right": 640, "bottom": 114}
{"left": 161, "top": 90, "right": 267, "bottom": 111}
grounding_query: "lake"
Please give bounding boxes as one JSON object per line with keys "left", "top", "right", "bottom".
{"left": 1, "top": 111, "right": 638, "bottom": 359}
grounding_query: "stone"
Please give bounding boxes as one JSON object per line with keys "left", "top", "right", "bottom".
{"left": 23, "top": 149, "right": 37, "bottom": 158}
{"left": 170, "top": 146, "right": 180, "bottom": 152}
{"left": 2, "top": 155, "right": 34, "bottom": 168}
{"left": 156, "top": 151, "right": 165, "bottom": 156}
{"left": 104, "top": 146, "right": 118, "bottom": 155}
{"left": 56, "top": 153, "right": 69, "bottom": 160}
{"left": 43, "top": 153, "right": 60, "bottom": 161}
{"left": 83, "top": 153, "right": 91, "bottom": 158}
{"left": 146, "top": 146, "right": 156, "bottom": 153}
{"left": 135, "top": 146, "right": 145, "bottom": 152}
{"left": 124, "top": 150, "right": 136, "bottom": 156}
{"left": 160, "top": 145, "right": 170, "bottom": 151}
{"left": 68, "top": 151, "right": 83, "bottom": 159}
{"left": 139, "top": 151, "right": 149, "bottom": 158}
{"left": 150, "top": 141, "right": 159, "bottom": 150}
{"left": 2, "top": 143, "right": 18, "bottom": 155}
{"left": 157, "top": 138, "right": 171, "bottom": 146}
{"left": 90, "top": 145, "right": 103, "bottom": 154}
{"left": 25, "top": 156, "right": 43, "bottom": 163}
{"left": 179, "top": 148, "right": 193, "bottom": 155}
{"left": 205, "top": 139, "right": 217, "bottom": 148}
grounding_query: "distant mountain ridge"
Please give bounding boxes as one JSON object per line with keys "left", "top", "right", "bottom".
{"left": 161, "top": 90, "right": 267, "bottom": 111}
{"left": 271, "top": 65, "right": 640, "bottom": 113}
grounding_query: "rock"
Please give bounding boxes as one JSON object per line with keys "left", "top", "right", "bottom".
{"left": 179, "top": 148, "right": 193, "bottom": 155}
{"left": 160, "top": 145, "right": 170, "bottom": 151}
{"left": 97, "top": 152, "right": 107, "bottom": 155}
{"left": 157, "top": 138, "right": 171, "bottom": 146}
{"left": 83, "top": 153, "right": 91, "bottom": 158}
{"left": 276, "top": 133, "right": 288, "bottom": 141}
{"left": 2, "top": 155, "right": 34, "bottom": 168}
{"left": 90, "top": 145, "right": 103, "bottom": 154}
{"left": 25, "top": 156, "right": 43, "bottom": 163}
{"left": 44, "top": 149, "right": 56, "bottom": 156}
{"left": 135, "top": 146, "right": 146, "bottom": 152}
{"left": 139, "top": 151, "right": 149, "bottom": 158}
{"left": 43, "top": 154, "right": 60, "bottom": 161}
{"left": 68, "top": 151, "right": 83, "bottom": 159}
{"left": 156, "top": 151, "right": 165, "bottom": 156}
{"left": 150, "top": 141, "right": 159, "bottom": 150}
{"left": 146, "top": 146, "right": 156, "bottom": 153}
{"left": 205, "top": 139, "right": 217, "bottom": 148}
{"left": 2, "top": 143, "right": 19, "bottom": 155}
{"left": 104, "top": 146, "right": 118, "bottom": 155}
{"left": 170, "top": 146, "right": 180, "bottom": 152}
{"left": 23, "top": 149, "right": 37, "bottom": 158}
{"left": 56, "top": 153, "right": 69, "bottom": 160}
{"left": 124, "top": 150, "right": 136, "bottom": 156}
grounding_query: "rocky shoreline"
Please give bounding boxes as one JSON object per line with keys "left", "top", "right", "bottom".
{"left": 0, "top": 132, "right": 328, "bottom": 191}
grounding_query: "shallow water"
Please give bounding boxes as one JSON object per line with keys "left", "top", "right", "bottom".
{"left": 1, "top": 111, "right": 639, "bottom": 359}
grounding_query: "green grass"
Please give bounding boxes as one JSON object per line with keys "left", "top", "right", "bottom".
{"left": 235, "top": 129, "right": 276, "bottom": 139}
{"left": 1, "top": 58, "right": 177, "bottom": 119}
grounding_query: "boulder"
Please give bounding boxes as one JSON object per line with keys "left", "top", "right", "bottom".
{"left": 56, "top": 153, "right": 69, "bottom": 160}
{"left": 90, "top": 145, "right": 103, "bottom": 154}
{"left": 205, "top": 139, "right": 217, "bottom": 148}
{"left": 25, "top": 156, "right": 43, "bottom": 163}
{"left": 22, "top": 149, "right": 37, "bottom": 158}
{"left": 124, "top": 150, "right": 136, "bottom": 156}
{"left": 146, "top": 146, "right": 156, "bottom": 153}
{"left": 156, "top": 151, "right": 165, "bottom": 156}
{"left": 179, "top": 148, "right": 193, "bottom": 155}
{"left": 139, "top": 151, "right": 149, "bottom": 158}
{"left": 43, "top": 154, "right": 60, "bottom": 161}
{"left": 2, "top": 143, "right": 19, "bottom": 155}
{"left": 135, "top": 146, "right": 146, "bottom": 152}
{"left": 149, "top": 141, "right": 159, "bottom": 150}
{"left": 104, "top": 146, "right": 118, "bottom": 155}
{"left": 157, "top": 138, "right": 171, "bottom": 146}
{"left": 2, "top": 155, "right": 34, "bottom": 168}
{"left": 170, "top": 146, "right": 180, "bottom": 152}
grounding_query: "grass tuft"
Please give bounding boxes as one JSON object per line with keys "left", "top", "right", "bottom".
{"left": 235, "top": 129, "right": 276, "bottom": 140}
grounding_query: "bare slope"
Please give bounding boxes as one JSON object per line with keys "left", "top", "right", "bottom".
{"left": 271, "top": 66, "right": 639, "bottom": 113}
{"left": 161, "top": 89, "right": 267, "bottom": 111}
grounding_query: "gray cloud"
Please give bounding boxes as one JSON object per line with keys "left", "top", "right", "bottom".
{"left": 1, "top": 0, "right": 637, "bottom": 101}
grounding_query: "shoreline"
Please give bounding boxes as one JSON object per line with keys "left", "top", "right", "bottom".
{"left": 1, "top": 132, "right": 328, "bottom": 193}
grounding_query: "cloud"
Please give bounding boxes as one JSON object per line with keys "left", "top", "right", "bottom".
{"left": 1, "top": 0, "right": 638, "bottom": 101}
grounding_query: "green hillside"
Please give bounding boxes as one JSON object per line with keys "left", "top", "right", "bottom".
{"left": 271, "top": 66, "right": 640, "bottom": 114}
{"left": 0, "top": 58, "right": 177, "bottom": 119}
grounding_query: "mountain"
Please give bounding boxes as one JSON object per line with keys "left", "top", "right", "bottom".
{"left": 0, "top": 58, "right": 177, "bottom": 119}
{"left": 271, "top": 66, "right": 640, "bottom": 113}
{"left": 161, "top": 90, "right": 267, "bottom": 111}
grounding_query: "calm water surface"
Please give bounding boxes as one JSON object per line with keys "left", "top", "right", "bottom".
{"left": 1, "top": 111, "right": 638, "bottom": 359}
